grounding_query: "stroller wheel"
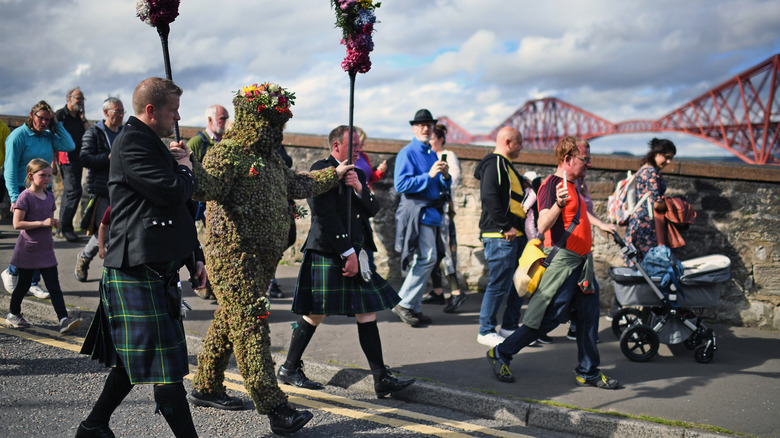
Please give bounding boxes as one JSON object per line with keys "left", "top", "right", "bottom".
{"left": 611, "top": 308, "right": 645, "bottom": 339}
{"left": 694, "top": 344, "right": 715, "bottom": 363}
{"left": 620, "top": 325, "right": 659, "bottom": 362}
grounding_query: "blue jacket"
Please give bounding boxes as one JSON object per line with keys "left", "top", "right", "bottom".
{"left": 393, "top": 137, "right": 450, "bottom": 226}
{"left": 4, "top": 122, "right": 75, "bottom": 202}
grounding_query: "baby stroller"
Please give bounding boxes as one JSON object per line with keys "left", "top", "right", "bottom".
{"left": 608, "top": 233, "right": 730, "bottom": 363}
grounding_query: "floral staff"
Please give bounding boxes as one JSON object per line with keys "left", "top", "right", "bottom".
{"left": 331, "top": 0, "right": 379, "bottom": 236}
{"left": 136, "top": 0, "right": 181, "bottom": 140}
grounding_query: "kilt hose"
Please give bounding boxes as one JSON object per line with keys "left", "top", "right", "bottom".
{"left": 292, "top": 250, "right": 400, "bottom": 316}
{"left": 100, "top": 265, "right": 189, "bottom": 384}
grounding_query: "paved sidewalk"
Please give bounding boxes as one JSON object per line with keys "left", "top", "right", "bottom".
{"left": 0, "top": 222, "right": 778, "bottom": 437}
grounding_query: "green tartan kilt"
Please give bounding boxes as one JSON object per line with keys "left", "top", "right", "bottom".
{"left": 101, "top": 266, "right": 189, "bottom": 384}
{"left": 292, "top": 250, "right": 400, "bottom": 316}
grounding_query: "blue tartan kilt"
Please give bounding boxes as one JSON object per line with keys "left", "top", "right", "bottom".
{"left": 102, "top": 266, "right": 189, "bottom": 384}
{"left": 292, "top": 250, "right": 400, "bottom": 316}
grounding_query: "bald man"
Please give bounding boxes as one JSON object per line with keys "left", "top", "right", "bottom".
{"left": 473, "top": 127, "right": 531, "bottom": 348}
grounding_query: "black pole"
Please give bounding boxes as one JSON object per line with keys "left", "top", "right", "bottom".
{"left": 346, "top": 71, "right": 356, "bottom": 238}
{"left": 157, "top": 23, "right": 180, "bottom": 141}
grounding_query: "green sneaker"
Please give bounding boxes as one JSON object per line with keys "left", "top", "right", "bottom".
{"left": 486, "top": 347, "right": 514, "bottom": 383}
{"left": 575, "top": 372, "right": 621, "bottom": 389}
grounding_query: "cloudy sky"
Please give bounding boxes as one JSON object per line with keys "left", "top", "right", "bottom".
{"left": 2, "top": 0, "right": 779, "bottom": 157}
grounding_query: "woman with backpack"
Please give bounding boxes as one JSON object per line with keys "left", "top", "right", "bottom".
{"left": 624, "top": 138, "right": 677, "bottom": 266}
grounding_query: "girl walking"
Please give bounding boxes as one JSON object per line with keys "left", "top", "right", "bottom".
{"left": 5, "top": 159, "right": 81, "bottom": 334}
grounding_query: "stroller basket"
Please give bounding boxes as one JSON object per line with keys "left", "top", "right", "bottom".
{"left": 609, "top": 254, "right": 730, "bottom": 307}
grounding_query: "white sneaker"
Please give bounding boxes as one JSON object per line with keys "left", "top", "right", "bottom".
{"left": 477, "top": 332, "right": 505, "bottom": 347}
{"left": 1, "top": 269, "right": 17, "bottom": 293}
{"left": 28, "top": 285, "right": 50, "bottom": 299}
{"left": 5, "top": 313, "right": 31, "bottom": 328}
{"left": 59, "top": 316, "right": 82, "bottom": 334}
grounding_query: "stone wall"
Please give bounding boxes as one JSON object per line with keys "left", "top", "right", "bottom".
{"left": 278, "top": 132, "right": 780, "bottom": 331}
{"left": 1, "top": 115, "right": 778, "bottom": 329}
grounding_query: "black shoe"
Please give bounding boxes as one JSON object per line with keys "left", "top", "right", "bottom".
{"left": 411, "top": 311, "right": 432, "bottom": 325}
{"left": 63, "top": 231, "right": 79, "bottom": 242}
{"left": 566, "top": 329, "right": 577, "bottom": 340}
{"left": 277, "top": 363, "right": 324, "bottom": 390}
{"left": 392, "top": 305, "right": 420, "bottom": 327}
{"left": 189, "top": 389, "right": 243, "bottom": 410}
{"left": 421, "top": 291, "right": 445, "bottom": 305}
{"left": 442, "top": 293, "right": 468, "bottom": 313}
{"left": 268, "top": 402, "right": 313, "bottom": 435}
{"left": 536, "top": 334, "right": 553, "bottom": 344}
{"left": 575, "top": 372, "right": 621, "bottom": 390}
{"left": 75, "top": 422, "right": 115, "bottom": 438}
{"left": 486, "top": 346, "right": 514, "bottom": 383}
{"left": 268, "top": 280, "right": 284, "bottom": 298}
{"left": 374, "top": 372, "right": 415, "bottom": 398}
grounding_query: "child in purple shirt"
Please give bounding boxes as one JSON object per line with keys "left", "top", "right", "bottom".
{"left": 5, "top": 159, "right": 81, "bottom": 334}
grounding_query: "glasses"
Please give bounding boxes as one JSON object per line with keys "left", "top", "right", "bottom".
{"left": 34, "top": 114, "right": 52, "bottom": 122}
{"left": 572, "top": 155, "right": 591, "bottom": 164}
{"left": 108, "top": 109, "right": 125, "bottom": 115}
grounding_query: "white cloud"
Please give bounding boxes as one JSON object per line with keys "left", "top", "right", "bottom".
{"left": 0, "top": 0, "right": 777, "bottom": 161}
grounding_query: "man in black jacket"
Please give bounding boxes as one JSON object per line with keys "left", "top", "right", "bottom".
{"left": 77, "top": 77, "right": 205, "bottom": 438}
{"left": 55, "top": 87, "right": 89, "bottom": 242}
{"left": 75, "top": 97, "right": 124, "bottom": 282}
{"left": 473, "top": 127, "right": 529, "bottom": 348}
{"left": 278, "top": 125, "right": 414, "bottom": 399}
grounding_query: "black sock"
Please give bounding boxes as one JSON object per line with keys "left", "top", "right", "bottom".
{"left": 83, "top": 367, "right": 134, "bottom": 428}
{"left": 357, "top": 320, "right": 385, "bottom": 377}
{"left": 154, "top": 382, "right": 198, "bottom": 438}
{"left": 283, "top": 316, "right": 317, "bottom": 370}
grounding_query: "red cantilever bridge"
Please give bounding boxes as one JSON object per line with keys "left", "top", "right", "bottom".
{"left": 439, "top": 54, "right": 780, "bottom": 165}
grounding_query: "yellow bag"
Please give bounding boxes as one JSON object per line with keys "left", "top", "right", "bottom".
{"left": 514, "top": 239, "right": 546, "bottom": 298}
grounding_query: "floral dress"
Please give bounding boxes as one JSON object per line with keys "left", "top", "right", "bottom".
{"left": 624, "top": 164, "right": 666, "bottom": 266}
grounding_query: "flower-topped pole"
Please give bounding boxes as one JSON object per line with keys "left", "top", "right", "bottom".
{"left": 136, "top": 0, "right": 181, "bottom": 140}
{"left": 331, "top": 0, "right": 379, "bottom": 237}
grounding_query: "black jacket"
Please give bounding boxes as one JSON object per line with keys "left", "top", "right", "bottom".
{"left": 303, "top": 155, "right": 379, "bottom": 255}
{"left": 105, "top": 116, "right": 200, "bottom": 269}
{"left": 474, "top": 152, "right": 529, "bottom": 233}
{"left": 55, "top": 107, "right": 85, "bottom": 164}
{"left": 80, "top": 121, "right": 117, "bottom": 197}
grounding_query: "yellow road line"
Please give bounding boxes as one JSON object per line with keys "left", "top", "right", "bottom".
{"left": 3, "top": 326, "right": 534, "bottom": 438}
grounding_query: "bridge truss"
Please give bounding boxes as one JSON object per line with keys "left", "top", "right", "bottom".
{"left": 438, "top": 54, "right": 779, "bottom": 165}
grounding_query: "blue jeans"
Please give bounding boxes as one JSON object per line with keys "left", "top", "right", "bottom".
{"left": 397, "top": 224, "right": 438, "bottom": 313}
{"left": 497, "top": 263, "right": 602, "bottom": 379}
{"left": 479, "top": 236, "right": 525, "bottom": 336}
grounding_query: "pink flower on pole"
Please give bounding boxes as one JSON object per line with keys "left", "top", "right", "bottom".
{"left": 331, "top": 0, "right": 379, "bottom": 74}
{"left": 136, "top": 0, "right": 180, "bottom": 27}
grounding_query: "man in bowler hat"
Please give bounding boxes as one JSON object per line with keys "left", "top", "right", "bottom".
{"left": 392, "top": 109, "right": 451, "bottom": 326}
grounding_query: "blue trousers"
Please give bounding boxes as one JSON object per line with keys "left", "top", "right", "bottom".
{"left": 497, "top": 263, "right": 602, "bottom": 379}
{"left": 478, "top": 237, "right": 525, "bottom": 336}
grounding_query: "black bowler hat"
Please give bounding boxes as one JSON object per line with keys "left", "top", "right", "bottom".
{"left": 409, "top": 109, "right": 437, "bottom": 126}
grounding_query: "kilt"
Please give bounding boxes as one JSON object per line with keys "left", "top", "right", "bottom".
{"left": 100, "top": 266, "right": 189, "bottom": 384}
{"left": 292, "top": 250, "right": 400, "bottom": 316}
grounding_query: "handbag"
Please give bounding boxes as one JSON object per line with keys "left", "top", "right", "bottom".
{"left": 79, "top": 195, "right": 99, "bottom": 235}
{"left": 514, "top": 193, "right": 581, "bottom": 298}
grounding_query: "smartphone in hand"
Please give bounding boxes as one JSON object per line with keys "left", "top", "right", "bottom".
{"left": 441, "top": 153, "right": 447, "bottom": 162}
{"left": 561, "top": 171, "right": 569, "bottom": 199}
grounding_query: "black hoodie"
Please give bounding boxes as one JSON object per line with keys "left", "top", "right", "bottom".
{"left": 474, "top": 152, "right": 530, "bottom": 234}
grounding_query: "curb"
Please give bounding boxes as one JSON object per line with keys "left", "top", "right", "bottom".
{"left": 1, "top": 294, "right": 735, "bottom": 438}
